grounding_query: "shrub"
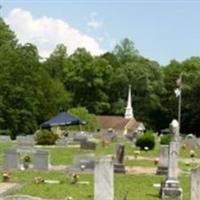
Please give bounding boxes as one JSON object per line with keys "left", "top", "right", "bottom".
{"left": 136, "top": 131, "right": 155, "bottom": 150}
{"left": 35, "top": 129, "right": 58, "bottom": 145}
{"left": 160, "top": 134, "right": 171, "bottom": 145}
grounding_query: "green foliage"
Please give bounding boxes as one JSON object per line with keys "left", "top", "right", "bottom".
{"left": 68, "top": 107, "right": 97, "bottom": 131}
{"left": 136, "top": 131, "right": 156, "bottom": 150}
{"left": 1, "top": 16, "right": 200, "bottom": 136}
{"left": 160, "top": 134, "right": 171, "bottom": 145}
{"left": 35, "top": 129, "right": 58, "bottom": 145}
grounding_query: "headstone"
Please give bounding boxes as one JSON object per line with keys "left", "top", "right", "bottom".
{"left": 17, "top": 135, "right": 35, "bottom": 152}
{"left": 73, "top": 132, "right": 88, "bottom": 142}
{"left": 160, "top": 141, "right": 182, "bottom": 199}
{"left": 73, "top": 154, "right": 95, "bottom": 171}
{"left": 33, "top": 150, "right": 49, "bottom": 170}
{"left": 94, "top": 156, "right": 114, "bottom": 200}
{"left": 104, "top": 128, "right": 117, "bottom": 142}
{"left": 184, "top": 134, "right": 197, "bottom": 150}
{"left": 0, "top": 135, "right": 11, "bottom": 143}
{"left": 3, "top": 149, "right": 18, "bottom": 170}
{"left": 114, "top": 144, "right": 125, "bottom": 173}
{"left": 80, "top": 141, "right": 96, "bottom": 150}
{"left": 170, "top": 119, "right": 180, "bottom": 142}
{"left": 55, "top": 137, "right": 68, "bottom": 146}
{"left": 191, "top": 167, "right": 200, "bottom": 200}
{"left": 156, "top": 145, "right": 169, "bottom": 175}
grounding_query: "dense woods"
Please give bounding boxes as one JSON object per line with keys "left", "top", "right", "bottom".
{"left": 0, "top": 17, "right": 200, "bottom": 137}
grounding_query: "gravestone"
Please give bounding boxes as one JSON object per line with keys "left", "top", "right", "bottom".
{"left": 80, "top": 141, "right": 96, "bottom": 150}
{"left": 55, "top": 137, "right": 68, "bottom": 146}
{"left": 160, "top": 141, "right": 182, "bottom": 199}
{"left": 17, "top": 135, "right": 35, "bottom": 152}
{"left": 3, "top": 149, "right": 18, "bottom": 170}
{"left": 94, "top": 156, "right": 114, "bottom": 200}
{"left": 191, "top": 167, "right": 200, "bottom": 200}
{"left": 73, "top": 132, "right": 88, "bottom": 143}
{"left": 114, "top": 143, "right": 125, "bottom": 173}
{"left": 104, "top": 129, "right": 117, "bottom": 142}
{"left": 73, "top": 154, "right": 95, "bottom": 171}
{"left": 33, "top": 150, "right": 49, "bottom": 170}
{"left": 170, "top": 119, "right": 180, "bottom": 142}
{"left": 0, "top": 135, "right": 11, "bottom": 143}
{"left": 156, "top": 145, "right": 169, "bottom": 175}
{"left": 184, "top": 134, "right": 197, "bottom": 150}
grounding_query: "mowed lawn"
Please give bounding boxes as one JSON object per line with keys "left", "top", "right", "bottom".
{"left": 13, "top": 170, "right": 190, "bottom": 200}
{"left": 0, "top": 140, "right": 196, "bottom": 199}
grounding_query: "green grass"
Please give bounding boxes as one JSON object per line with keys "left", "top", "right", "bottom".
{"left": 44, "top": 146, "right": 94, "bottom": 165}
{"left": 14, "top": 171, "right": 93, "bottom": 200}
{"left": 125, "top": 158, "right": 156, "bottom": 167}
{"left": 0, "top": 140, "right": 194, "bottom": 200}
{"left": 13, "top": 171, "right": 190, "bottom": 200}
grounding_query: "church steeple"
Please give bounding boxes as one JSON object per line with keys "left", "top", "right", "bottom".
{"left": 125, "top": 85, "right": 134, "bottom": 119}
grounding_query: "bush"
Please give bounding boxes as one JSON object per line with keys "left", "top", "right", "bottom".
{"left": 136, "top": 131, "right": 155, "bottom": 150}
{"left": 35, "top": 129, "right": 58, "bottom": 145}
{"left": 160, "top": 134, "right": 171, "bottom": 145}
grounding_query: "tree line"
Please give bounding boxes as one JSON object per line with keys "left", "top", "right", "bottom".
{"left": 0, "top": 17, "right": 200, "bottom": 138}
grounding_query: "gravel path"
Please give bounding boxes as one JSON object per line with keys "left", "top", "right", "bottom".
{"left": 0, "top": 183, "right": 17, "bottom": 196}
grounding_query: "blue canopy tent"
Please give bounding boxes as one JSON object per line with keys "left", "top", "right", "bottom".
{"left": 40, "top": 112, "right": 84, "bottom": 129}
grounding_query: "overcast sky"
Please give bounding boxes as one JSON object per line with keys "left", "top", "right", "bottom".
{"left": 1, "top": 0, "right": 200, "bottom": 65}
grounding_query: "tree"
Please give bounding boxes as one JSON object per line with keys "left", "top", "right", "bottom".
{"left": 0, "top": 17, "right": 17, "bottom": 47}
{"left": 64, "top": 48, "right": 112, "bottom": 114}
{"left": 113, "top": 38, "right": 139, "bottom": 63}
{"left": 44, "top": 44, "right": 68, "bottom": 80}
{"left": 68, "top": 107, "right": 97, "bottom": 131}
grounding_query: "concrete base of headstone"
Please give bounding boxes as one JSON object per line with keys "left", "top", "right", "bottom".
{"left": 160, "top": 179, "right": 182, "bottom": 199}
{"left": 114, "top": 163, "right": 125, "bottom": 173}
{"left": 156, "top": 166, "right": 168, "bottom": 175}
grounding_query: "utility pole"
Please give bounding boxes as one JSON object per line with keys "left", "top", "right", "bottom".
{"left": 177, "top": 73, "right": 182, "bottom": 133}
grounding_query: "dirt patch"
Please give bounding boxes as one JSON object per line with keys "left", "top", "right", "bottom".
{"left": 126, "top": 166, "right": 156, "bottom": 175}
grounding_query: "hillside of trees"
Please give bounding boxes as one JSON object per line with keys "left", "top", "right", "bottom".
{"left": 0, "top": 17, "right": 200, "bottom": 138}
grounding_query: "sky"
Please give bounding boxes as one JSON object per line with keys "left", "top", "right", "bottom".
{"left": 1, "top": 0, "right": 200, "bottom": 65}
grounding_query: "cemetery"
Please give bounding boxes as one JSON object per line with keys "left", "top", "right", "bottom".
{"left": 0, "top": 88, "right": 199, "bottom": 200}
{"left": 0, "top": 128, "right": 197, "bottom": 200}
{"left": 1, "top": 4, "right": 200, "bottom": 199}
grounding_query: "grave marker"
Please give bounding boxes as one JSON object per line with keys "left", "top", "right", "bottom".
{"left": 191, "top": 167, "right": 200, "bottom": 200}
{"left": 33, "top": 150, "right": 49, "bottom": 170}
{"left": 94, "top": 156, "right": 114, "bottom": 200}
{"left": 156, "top": 145, "right": 169, "bottom": 175}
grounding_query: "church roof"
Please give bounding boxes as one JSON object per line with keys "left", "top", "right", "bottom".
{"left": 96, "top": 116, "right": 141, "bottom": 131}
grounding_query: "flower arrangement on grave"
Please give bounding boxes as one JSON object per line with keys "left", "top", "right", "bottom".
{"left": 34, "top": 176, "right": 44, "bottom": 184}
{"left": 154, "top": 157, "right": 159, "bottom": 165}
{"left": 23, "top": 155, "right": 31, "bottom": 169}
{"left": 2, "top": 170, "right": 11, "bottom": 182}
{"left": 70, "top": 173, "right": 79, "bottom": 184}
{"left": 190, "top": 150, "right": 195, "bottom": 158}
{"left": 64, "top": 197, "right": 73, "bottom": 200}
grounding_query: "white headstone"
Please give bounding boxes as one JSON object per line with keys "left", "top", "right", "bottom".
{"left": 191, "top": 167, "right": 200, "bottom": 200}
{"left": 94, "top": 156, "right": 114, "bottom": 200}
{"left": 168, "top": 141, "right": 179, "bottom": 179}
{"left": 170, "top": 119, "right": 180, "bottom": 141}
